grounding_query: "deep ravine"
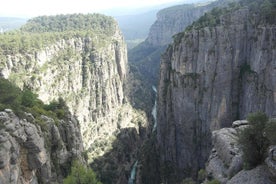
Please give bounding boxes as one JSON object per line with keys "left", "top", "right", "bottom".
{"left": 128, "top": 85, "right": 158, "bottom": 183}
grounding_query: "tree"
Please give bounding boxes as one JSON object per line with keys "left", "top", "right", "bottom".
{"left": 0, "top": 78, "right": 21, "bottom": 110}
{"left": 21, "top": 88, "right": 37, "bottom": 107}
{"left": 63, "top": 161, "right": 102, "bottom": 184}
{"left": 238, "top": 112, "right": 269, "bottom": 169}
{"left": 264, "top": 119, "right": 276, "bottom": 145}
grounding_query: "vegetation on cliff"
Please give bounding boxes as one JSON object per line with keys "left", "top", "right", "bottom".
{"left": 64, "top": 161, "right": 102, "bottom": 184}
{"left": 238, "top": 112, "right": 276, "bottom": 169}
{"left": 20, "top": 13, "right": 115, "bottom": 34}
{"left": 174, "top": 0, "right": 276, "bottom": 44}
{"left": 0, "top": 78, "right": 68, "bottom": 124}
{"left": 0, "top": 13, "right": 117, "bottom": 56}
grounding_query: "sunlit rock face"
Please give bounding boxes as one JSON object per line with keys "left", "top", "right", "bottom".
{"left": 0, "top": 16, "right": 148, "bottom": 162}
{"left": 157, "top": 7, "right": 276, "bottom": 182}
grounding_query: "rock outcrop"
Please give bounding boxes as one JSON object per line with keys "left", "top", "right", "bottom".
{"left": 206, "top": 120, "right": 275, "bottom": 184}
{"left": 157, "top": 3, "right": 276, "bottom": 182}
{"left": 206, "top": 121, "right": 246, "bottom": 183}
{"left": 0, "top": 109, "right": 83, "bottom": 184}
{"left": 266, "top": 145, "right": 276, "bottom": 177}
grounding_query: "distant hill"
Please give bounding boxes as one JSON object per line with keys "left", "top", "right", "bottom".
{"left": 0, "top": 17, "right": 27, "bottom": 32}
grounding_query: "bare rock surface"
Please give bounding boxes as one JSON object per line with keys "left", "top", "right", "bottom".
{"left": 0, "top": 109, "right": 83, "bottom": 184}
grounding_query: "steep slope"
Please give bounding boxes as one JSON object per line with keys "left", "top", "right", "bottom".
{"left": 0, "top": 109, "right": 84, "bottom": 184}
{"left": 0, "top": 14, "right": 148, "bottom": 183}
{"left": 0, "top": 79, "right": 84, "bottom": 183}
{"left": 157, "top": 0, "right": 276, "bottom": 182}
{"left": 127, "top": 0, "right": 237, "bottom": 112}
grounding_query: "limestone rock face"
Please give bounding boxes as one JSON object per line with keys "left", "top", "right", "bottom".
{"left": 0, "top": 19, "right": 148, "bottom": 162}
{"left": 0, "top": 109, "right": 83, "bottom": 184}
{"left": 147, "top": 0, "right": 238, "bottom": 46}
{"left": 157, "top": 7, "right": 276, "bottom": 181}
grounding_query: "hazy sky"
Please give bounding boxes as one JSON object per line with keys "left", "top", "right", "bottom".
{"left": 0, "top": 0, "right": 185, "bottom": 17}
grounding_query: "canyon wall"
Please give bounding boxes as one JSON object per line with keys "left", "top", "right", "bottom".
{"left": 0, "top": 109, "right": 84, "bottom": 183}
{"left": 157, "top": 6, "right": 276, "bottom": 182}
{"left": 0, "top": 14, "right": 148, "bottom": 169}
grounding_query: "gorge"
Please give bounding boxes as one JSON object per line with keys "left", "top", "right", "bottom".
{"left": 0, "top": 0, "right": 276, "bottom": 183}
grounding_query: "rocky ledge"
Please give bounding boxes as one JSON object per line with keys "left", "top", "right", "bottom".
{"left": 206, "top": 120, "right": 276, "bottom": 184}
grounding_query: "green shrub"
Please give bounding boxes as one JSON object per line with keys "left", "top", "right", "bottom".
{"left": 181, "top": 178, "right": 196, "bottom": 184}
{"left": 44, "top": 97, "right": 68, "bottom": 119}
{"left": 206, "top": 179, "right": 220, "bottom": 184}
{"left": 0, "top": 78, "right": 21, "bottom": 108}
{"left": 198, "top": 169, "right": 206, "bottom": 183}
{"left": 63, "top": 161, "right": 102, "bottom": 184}
{"left": 238, "top": 112, "right": 269, "bottom": 169}
{"left": 0, "top": 78, "right": 69, "bottom": 125}
{"left": 264, "top": 119, "right": 276, "bottom": 145}
{"left": 21, "top": 88, "right": 37, "bottom": 107}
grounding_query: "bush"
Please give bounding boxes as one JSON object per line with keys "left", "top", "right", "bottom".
{"left": 181, "top": 178, "right": 196, "bottom": 184}
{"left": 63, "top": 161, "right": 102, "bottom": 184}
{"left": 264, "top": 119, "right": 276, "bottom": 145}
{"left": 198, "top": 169, "right": 206, "bottom": 183}
{"left": 206, "top": 179, "right": 220, "bottom": 184}
{"left": 44, "top": 97, "right": 68, "bottom": 119}
{"left": 238, "top": 112, "right": 270, "bottom": 169}
{"left": 0, "top": 78, "right": 69, "bottom": 124}
{"left": 21, "top": 88, "right": 37, "bottom": 107}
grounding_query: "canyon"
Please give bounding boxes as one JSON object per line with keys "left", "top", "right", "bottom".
{"left": 0, "top": 0, "right": 276, "bottom": 183}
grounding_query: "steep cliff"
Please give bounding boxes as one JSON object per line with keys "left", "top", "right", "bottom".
{"left": 147, "top": 0, "right": 238, "bottom": 47}
{"left": 0, "top": 78, "right": 86, "bottom": 183}
{"left": 0, "top": 14, "right": 148, "bottom": 183}
{"left": 128, "top": 0, "right": 236, "bottom": 112}
{"left": 157, "top": 0, "right": 276, "bottom": 182}
{"left": 0, "top": 109, "right": 84, "bottom": 184}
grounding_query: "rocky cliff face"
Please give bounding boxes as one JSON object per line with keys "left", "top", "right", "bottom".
{"left": 128, "top": 0, "right": 236, "bottom": 110}
{"left": 157, "top": 6, "right": 276, "bottom": 182}
{"left": 147, "top": 0, "right": 237, "bottom": 47}
{"left": 0, "top": 109, "right": 83, "bottom": 184}
{"left": 0, "top": 15, "right": 148, "bottom": 164}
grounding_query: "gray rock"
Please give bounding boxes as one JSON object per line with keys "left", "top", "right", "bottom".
{"left": 147, "top": 0, "right": 238, "bottom": 46}
{"left": 0, "top": 109, "right": 84, "bottom": 183}
{"left": 266, "top": 146, "right": 276, "bottom": 177}
{"left": 227, "top": 165, "right": 274, "bottom": 184}
{"left": 212, "top": 128, "right": 239, "bottom": 166}
{"left": 206, "top": 126, "right": 243, "bottom": 183}
{"left": 157, "top": 5, "right": 276, "bottom": 180}
{"left": 0, "top": 111, "right": 9, "bottom": 123}
{"left": 24, "top": 112, "right": 35, "bottom": 123}
{"left": 232, "top": 120, "right": 248, "bottom": 128}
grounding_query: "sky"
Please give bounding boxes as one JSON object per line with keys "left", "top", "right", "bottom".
{"left": 0, "top": 0, "right": 185, "bottom": 17}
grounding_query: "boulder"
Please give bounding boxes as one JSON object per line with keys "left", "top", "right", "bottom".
{"left": 227, "top": 165, "right": 274, "bottom": 184}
